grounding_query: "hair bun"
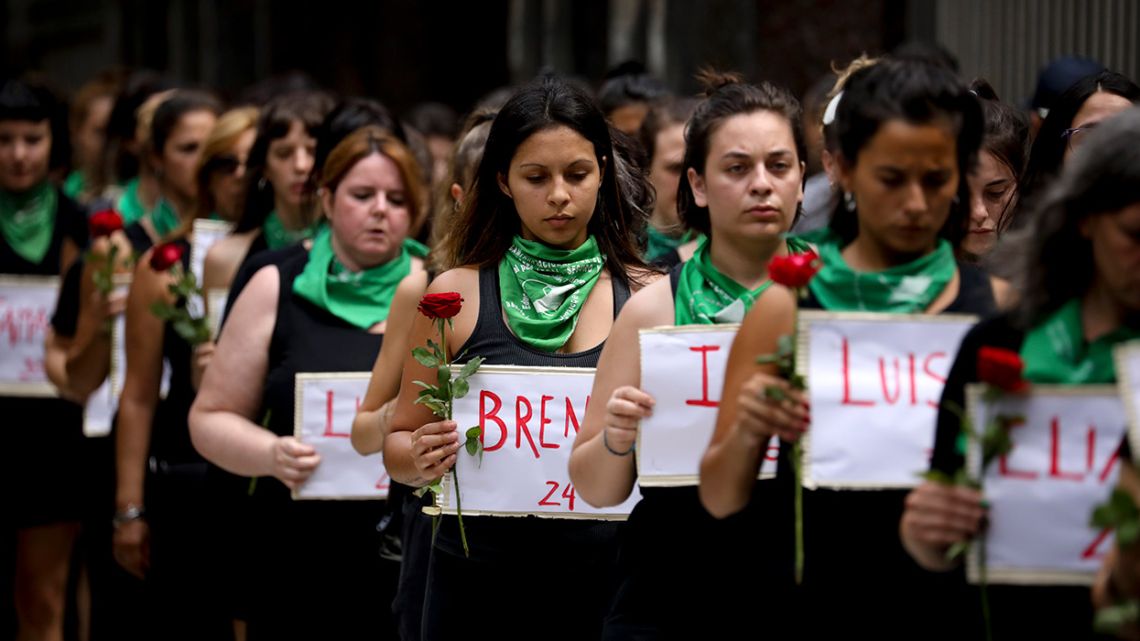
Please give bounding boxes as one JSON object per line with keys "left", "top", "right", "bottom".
{"left": 695, "top": 68, "right": 745, "bottom": 97}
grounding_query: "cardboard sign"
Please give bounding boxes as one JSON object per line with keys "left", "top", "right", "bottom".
{"left": 637, "top": 324, "right": 778, "bottom": 486}
{"left": 797, "top": 311, "right": 976, "bottom": 489}
{"left": 1114, "top": 341, "right": 1140, "bottom": 460}
{"left": 189, "top": 219, "right": 233, "bottom": 287}
{"left": 965, "top": 384, "right": 1125, "bottom": 586}
{"left": 440, "top": 365, "right": 640, "bottom": 519}
{"left": 293, "top": 373, "right": 388, "bottom": 500}
{"left": 0, "top": 275, "right": 60, "bottom": 397}
{"left": 205, "top": 287, "right": 228, "bottom": 339}
{"left": 83, "top": 378, "right": 115, "bottom": 437}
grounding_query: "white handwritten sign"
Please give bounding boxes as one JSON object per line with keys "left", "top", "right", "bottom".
{"left": 966, "top": 384, "right": 1125, "bottom": 586}
{"left": 797, "top": 311, "right": 976, "bottom": 489}
{"left": 637, "top": 324, "right": 778, "bottom": 486}
{"left": 1114, "top": 341, "right": 1140, "bottom": 460}
{"left": 84, "top": 379, "right": 115, "bottom": 437}
{"left": 441, "top": 365, "right": 639, "bottom": 519}
{"left": 0, "top": 275, "right": 60, "bottom": 396}
{"left": 189, "top": 219, "right": 233, "bottom": 287}
{"left": 293, "top": 373, "right": 388, "bottom": 500}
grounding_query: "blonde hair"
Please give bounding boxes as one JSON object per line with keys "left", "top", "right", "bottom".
{"left": 134, "top": 89, "right": 175, "bottom": 155}
{"left": 194, "top": 106, "right": 260, "bottom": 219}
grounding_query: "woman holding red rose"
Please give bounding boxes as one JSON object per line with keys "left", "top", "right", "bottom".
{"left": 189, "top": 126, "right": 425, "bottom": 639}
{"left": 703, "top": 59, "right": 1014, "bottom": 638}
{"left": 567, "top": 72, "right": 812, "bottom": 639}
{"left": 902, "top": 106, "right": 1140, "bottom": 639}
{"left": 386, "top": 76, "right": 654, "bottom": 641}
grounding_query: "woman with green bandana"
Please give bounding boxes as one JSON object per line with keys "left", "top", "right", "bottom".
{"left": 386, "top": 76, "right": 654, "bottom": 641}
{"left": 637, "top": 95, "right": 700, "bottom": 268}
{"left": 569, "top": 72, "right": 811, "bottom": 639}
{"left": 0, "top": 75, "right": 90, "bottom": 641}
{"left": 905, "top": 107, "right": 1140, "bottom": 640}
{"left": 189, "top": 127, "right": 425, "bottom": 639}
{"left": 704, "top": 59, "right": 1013, "bottom": 639}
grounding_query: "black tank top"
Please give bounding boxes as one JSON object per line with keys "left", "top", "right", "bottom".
{"left": 434, "top": 264, "right": 631, "bottom": 560}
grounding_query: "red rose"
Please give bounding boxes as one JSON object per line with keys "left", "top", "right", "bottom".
{"left": 977, "top": 346, "right": 1028, "bottom": 393}
{"left": 418, "top": 292, "right": 463, "bottom": 320}
{"left": 89, "top": 210, "right": 124, "bottom": 238}
{"left": 768, "top": 249, "right": 821, "bottom": 289}
{"left": 149, "top": 242, "right": 184, "bottom": 272}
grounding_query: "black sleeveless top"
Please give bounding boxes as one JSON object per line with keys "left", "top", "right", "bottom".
{"left": 434, "top": 264, "right": 631, "bottom": 560}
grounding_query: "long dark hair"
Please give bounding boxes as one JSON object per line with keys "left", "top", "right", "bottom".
{"left": 233, "top": 90, "right": 335, "bottom": 234}
{"left": 1018, "top": 107, "right": 1140, "bottom": 327}
{"left": 1016, "top": 70, "right": 1140, "bottom": 229}
{"left": 677, "top": 70, "right": 806, "bottom": 237}
{"left": 970, "top": 79, "right": 1029, "bottom": 232}
{"left": 829, "top": 58, "right": 983, "bottom": 249}
{"left": 438, "top": 75, "right": 650, "bottom": 284}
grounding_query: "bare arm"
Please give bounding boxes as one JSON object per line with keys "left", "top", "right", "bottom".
{"left": 699, "top": 285, "right": 805, "bottom": 518}
{"left": 64, "top": 234, "right": 132, "bottom": 398}
{"left": 570, "top": 279, "right": 670, "bottom": 507}
{"left": 44, "top": 329, "right": 82, "bottom": 403}
{"left": 352, "top": 271, "right": 429, "bottom": 455}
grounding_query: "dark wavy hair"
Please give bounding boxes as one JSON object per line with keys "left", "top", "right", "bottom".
{"left": 677, "top": 70, "right": 806, "bottom": 237}
{"left": 970, "top": 79, "right": 1029, "bottom": 232}
{"left": 829, "top": 58, "right": 983, "bottom": 248}
{"left": 1016, "top": 70, "right": 1140, "bottom": 230}
{"left": 1017, "top": 107, "right": 1140, "bottom": 327}
{"left": 437, "top": 75, "right": 650, "bottom": 285}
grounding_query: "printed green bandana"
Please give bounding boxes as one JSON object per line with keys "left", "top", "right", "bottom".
{"left": 263, "top": 210, "right": 323, "bottom": 250}
{"left": 292, "top": 225, "right": 411, "bottom": 329}
{"left": 498, "top": 235, "right": 606, "bottom": 352}
{"left": 0, "top": 182, "right": 57, "bottom": 264}
{"left": 1020, "top": 298, "right": 1140, "bottom": 384}
{"left": 148, "top": 198, "right": 181, "bottom": 239}
{"left": 645, "top": 225, "right": 694, "bottom": 263}
{"left": 116, "top": 177, "right": 145, "bottom": 226}
{"left": 675, "top": 236, "right": 813, "bottom": 325}
{"left": 806, "top": 230, "right": 956, "bottom": 313}
{"left": 63, "top": 170, "right": 86, "bottom": 201}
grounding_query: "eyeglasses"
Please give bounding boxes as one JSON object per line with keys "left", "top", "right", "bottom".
{"left": 209, "top": 154, "right": 245, "bottom": 176}
{"left": 1061, "top": 123, "right": 1098, "bottom": 152}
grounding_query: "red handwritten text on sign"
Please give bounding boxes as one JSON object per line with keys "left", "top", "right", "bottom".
{"left": 294, "top": 373, "right": 388, "bottom": 500}
{"left": 0, "top": 278, "right": 59, "bottom": 390}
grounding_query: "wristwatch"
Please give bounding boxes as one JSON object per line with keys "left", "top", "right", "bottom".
{"left": 112, "top": 504, "right": 146, "bottom": 527}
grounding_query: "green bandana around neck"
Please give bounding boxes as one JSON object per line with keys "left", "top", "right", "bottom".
{"left": 0, "top": 182, "right": 58, "bottom": 264}
{"left": 498, "top": 235, "right": 606, "bottom": 352}
{"left": 117, "top": 178, "right": 145, "bottom": 225}
{"left": 148, "top": 198, "right": 181, "bottom": 239}
{"left": 674, "top": 236, "right": 813, "bottom": 325}
{"left": 403, "top": 237, "right": 429, "bottom": 258}
{"left": 1020, "top": 298, "right": 1140, "bottom": 384}
{"left": 292, "top": 225, "right": 412, "bottom": 330}
{"left": 263, "top": 210, "right": 319, "bottom": 250}
{"left": 63, "top": 170, "right": 86, "bottom": 201}
{"left": 645, "top": 225, "right": 695, "bottom": 262}
{"left": 806, "top": 231, "right": 956, "bottom": 313}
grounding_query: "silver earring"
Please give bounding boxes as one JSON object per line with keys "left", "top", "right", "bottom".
{"left": 258, "top": 176, "right": 267, "bottom": 190}
{"left": 843, "top": 191, "right": 856, "bottom": 212}
{"left": 952, "top": 194, "right": 961, "bottom": 205}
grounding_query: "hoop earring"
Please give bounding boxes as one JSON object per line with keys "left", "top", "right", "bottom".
{"left": 258, "top": 176, "right": 267, "bottom": 190}
{"left": 843, "top": 191, "right": 856, "bottom": 212}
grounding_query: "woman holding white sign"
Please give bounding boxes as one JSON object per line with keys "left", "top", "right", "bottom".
{"left": 902, "top": 107, "right": 1140, "bottom": 640}
{"left": 386, "top": 76, "right": 654, "bottom": 641}
{"left": 190, "top": 126, "right": 426, "bottom": 639}
{"left": 702, "top": 58, "right": 1011, "bottom": 638}
{"left": 0, "top": 75, "right": 91, "bottom": 641}
{"left": 569, "top": 71, "right": 811, "bottom": 639}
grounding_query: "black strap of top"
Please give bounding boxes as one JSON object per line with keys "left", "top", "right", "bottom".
{"left": 668, "top": 262, "right": 683, "bottom": 304}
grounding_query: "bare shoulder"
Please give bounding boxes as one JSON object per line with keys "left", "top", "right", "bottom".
{"left": 395, "top": 269, "right": 431, "bottom": 297}
{"left": 204, "top": 232, "right": 254, "bottom": 266}
{"left": 742, "top": 284, "right": 797, "bottom": 332}
{"left": 626, "top": 266, "right": 665, "bottom": 294}
{"left": 427, "top": 266, "right": 480, "bottom": 296}
{"left": 619, "top": 274, "right": 675, "bottom": 330}
{"left": 989, "top": 275, "right": 1016, "bottom": 310}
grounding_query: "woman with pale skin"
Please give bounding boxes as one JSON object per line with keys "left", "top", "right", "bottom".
{"left": 64, "top": 74, "right": 118, "bottom": 204}
{"left": 1, "top": 76, "right": 89, "bottom": 641}
{"left": 385, "top": 77, "right": 653, "bottom": 641}
{"left": 904, "top": 106, "right": 1140, "bottom": 640}
{"left": 568, "top": 74, "right": 810, "bottom": 639}
{"left": 637, "top": 96, "right": 699, "bottom": 268}
{"left": 701, "top": 59, "right": 1012, "bottom": 639}
{"left": 189, "top": 126, "right": 425, "bottom": 639}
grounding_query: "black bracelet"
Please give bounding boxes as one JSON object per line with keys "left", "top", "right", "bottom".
{"left": 603, "top": 429, "right": 635, "bottom": 456}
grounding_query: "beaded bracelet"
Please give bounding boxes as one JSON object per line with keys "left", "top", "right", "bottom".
{"left": 603, "top": 429, "right": 635, "bottom": 456}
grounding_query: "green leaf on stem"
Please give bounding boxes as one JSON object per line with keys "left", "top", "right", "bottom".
{"left": 945, "top": 540, "right": 971, "bottom": 562}
{"left": 764, "top": 386, "right": 787, "bottom": 402}
{"left": 465, "top": 426, "right": 483, "bottom": 466}
{"left": 756, "top": 353, "right": 783, "bottom": 365}
{"left": 456, "top": 356, "right": 484, "bottom": 382}
{"left": 1094, "top": 601, "right": 1140, "bottom": 634}
{"left": 173, "top": 319, "right": 197, "bottom": 341}
{"left": 412, "top": 347, "right": 440, "bottom": 368}
{"left": 150, "top": 301, "right": 175, "bottom": 320}
{"left": 1091, "top": 489, "right": 1140, "bottom": 546}
{"left": 452, "top": 377, "right": 469, "bottom": 400}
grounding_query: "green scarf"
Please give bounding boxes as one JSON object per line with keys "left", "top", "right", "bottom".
{"left": 1020, "top": 299, "right": 1140, "bottom": 384}
{"left": 292, "top": 226, "right": 412, "bottom": 329}
{"left": 675, "top": 236, "right": 813, "bottom": 325}
{"left": 117, "top": 177, "right": 145, "bottom": 225}
{"left": 148, "top": 198, "right": 181, "bottom": 239}
{"left": 63, "top": 170, "right": 86, "bottom": 201}
{"left": 263, "top": 210, "right": 320, "bottom": 250}
{"left": 806, "top": 231, "right": 956, "bottom": 313}
{"left": 498, "top": 235, "right": 606, "bottom": 352}
{"left": 645, "top": 225, "right": 694, "bottom": 262}
{"left": 403, "top": 237, "right": 429, "bottom": 258}
{"left": 0, "top": 182, "right": 58, "bottom": 264}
